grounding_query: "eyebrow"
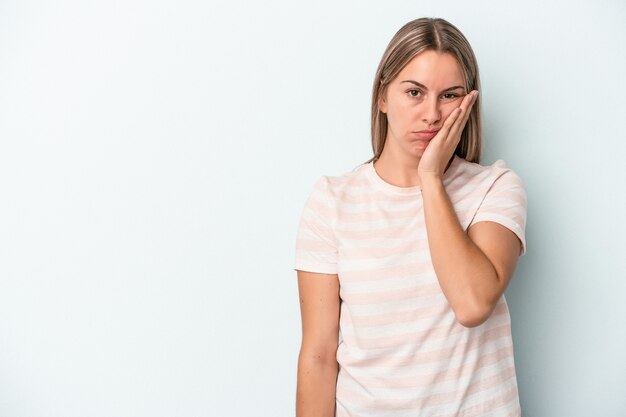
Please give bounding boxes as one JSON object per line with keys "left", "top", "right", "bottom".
{"left": 400, "top": 80, "right": 466, "bottom": 92}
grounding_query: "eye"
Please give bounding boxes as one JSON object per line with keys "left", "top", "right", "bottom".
{"left": 441, "top": 93, "right": 460, "bottom": 100}
{"left": 406, "top": 89, "right": 423, "bottom": 98}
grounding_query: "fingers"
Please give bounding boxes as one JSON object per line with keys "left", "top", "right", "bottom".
{"left": 418, "top": 91, "right": 478, "bottom": 177}
{"left": 460, "top": 90, "right": 478, "bottom": 124}
{"left": 431, "top": 90, "right": 478, "bottom": 147}
{"left": 446, "top": 90, "right": 478, "bottom": 142}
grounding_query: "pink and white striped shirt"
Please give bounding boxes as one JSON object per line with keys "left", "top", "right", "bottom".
{"left": 295, "top": 156, "right": 527, "bottom": 417}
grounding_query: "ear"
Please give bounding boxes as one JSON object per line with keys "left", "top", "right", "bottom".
{"left": 378, "top": 92, "right": 387, "bottom": 114}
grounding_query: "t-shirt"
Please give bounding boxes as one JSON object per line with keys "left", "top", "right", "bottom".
{"left": 294, "top": 156, "right": 527, "bottom": 417}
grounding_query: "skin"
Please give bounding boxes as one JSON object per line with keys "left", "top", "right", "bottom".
{"left": 295, "top": 271, "right": 339, "bottom": 417}
{"left": 377, "top": 50, "right": 469, "bottom": 184}
{"left": 296, "top": 50, "right": 522, "bottom": 417}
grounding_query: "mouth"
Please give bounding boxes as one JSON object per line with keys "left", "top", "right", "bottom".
{"left": 413, "top": 129, "right": 440, "bottom": 140}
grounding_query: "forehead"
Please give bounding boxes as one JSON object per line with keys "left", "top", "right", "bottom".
{"left": 396, "top": 50, "right": 464, "bottom": 88}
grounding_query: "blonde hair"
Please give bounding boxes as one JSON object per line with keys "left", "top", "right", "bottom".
{"left": 368, "top": 18, "right": 482, "bottom": 163}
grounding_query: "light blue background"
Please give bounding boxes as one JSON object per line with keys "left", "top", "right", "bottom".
{"left": 0, "top": 1, "right": 624, "bottom": 416}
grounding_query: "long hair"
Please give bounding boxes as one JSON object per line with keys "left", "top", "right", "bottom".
{"left": 368, "top": 18, "right": 482, "bottom": 163}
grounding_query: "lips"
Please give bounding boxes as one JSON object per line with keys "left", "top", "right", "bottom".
{"left": 413, "top": 129, "right": 439, "bottom": 140}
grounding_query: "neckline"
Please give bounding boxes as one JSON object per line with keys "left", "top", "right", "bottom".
{"left": 364, "top": 156, "right": 461, "bottom": 195}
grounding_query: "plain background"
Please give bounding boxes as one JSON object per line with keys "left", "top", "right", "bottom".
{"left": 1, "top": 0, "right": 625, "bottom": 416}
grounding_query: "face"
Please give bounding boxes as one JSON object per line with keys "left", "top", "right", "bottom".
{"left": 379, "top": 50, "right": 467, "bottom": 158}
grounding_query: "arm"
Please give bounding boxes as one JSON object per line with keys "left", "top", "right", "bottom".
{"left": 418, "top": 91, "right": 522, "bottom": 327}
{"left": 296, "top": 270, "right": 340, "bottom": 417}
{"left": 420, "top": 176, "right": 521, "bottom": 327}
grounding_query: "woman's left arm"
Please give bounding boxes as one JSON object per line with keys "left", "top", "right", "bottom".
{"left": 418, "top": 91, "right": 522, "bottom": 327}
{"left": 420, "top": 174, "right": 521, "bottom": 327}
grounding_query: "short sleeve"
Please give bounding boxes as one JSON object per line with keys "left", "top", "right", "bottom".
{"left": 471, "top": 168, "right": 528, "bottom": 256}
{"left": 294, "top": 177, "right": 338, "bottom": 274}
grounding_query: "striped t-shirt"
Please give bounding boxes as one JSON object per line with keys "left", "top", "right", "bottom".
{"left": 294, "top": 156, "right": 527, "bottom": 417}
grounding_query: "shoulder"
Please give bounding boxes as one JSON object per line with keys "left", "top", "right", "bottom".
{"left": 310, "top": 163, "right": 371, "bottom": 203}
{"left": 457, "top": 158, "right": 528, "bottom": 255}
{"left": 450, "top": 157, "right": 525, "bottom": 192}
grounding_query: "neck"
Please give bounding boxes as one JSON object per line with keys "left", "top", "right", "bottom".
{"left": 373, "top": 147, "right": 422, "bottom": 188}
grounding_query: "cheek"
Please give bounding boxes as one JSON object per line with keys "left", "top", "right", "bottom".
{"left": 387, "top": 100, "right": 416, "bottom": 124}
{"left": 440, "top": 102, "right": 459, "bottom": 120}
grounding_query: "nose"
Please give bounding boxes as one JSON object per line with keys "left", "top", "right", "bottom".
{"left": 421, "top": 96, "right": 441, "bottom": 126}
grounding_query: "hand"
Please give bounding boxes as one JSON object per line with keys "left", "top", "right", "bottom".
{"left": 417, "top": 90, "right": 479, "bottom": 181}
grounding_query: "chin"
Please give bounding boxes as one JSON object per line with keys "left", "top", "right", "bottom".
{"left": 409, "top": 145, "right": 427, "bottom": 157}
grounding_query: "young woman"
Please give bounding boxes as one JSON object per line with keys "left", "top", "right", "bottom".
{"left": 294, "top": 18, "right": 527, "bottom": 417}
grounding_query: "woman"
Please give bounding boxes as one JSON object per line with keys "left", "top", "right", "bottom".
{"left": 295, "top": 17, "right": 526, "bottom": 417}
